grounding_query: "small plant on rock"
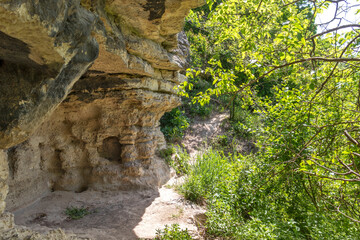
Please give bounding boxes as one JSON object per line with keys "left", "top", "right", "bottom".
{"left": 160, "top": 107, "right": 189, "bottom": 142}
{"left": 65, "top": 206, "right": 90, "bottom": 220}
{"left": 159, "top": 145, "right": 176, "bottom": 164}
{"left": 155, "top": 224, "right": 193, "bottom": 240}
{"left": 160, "top": 145, "right": 190, "bottom": 176}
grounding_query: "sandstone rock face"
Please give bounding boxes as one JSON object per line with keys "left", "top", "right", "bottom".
{"left": 5, "top": 72, "right": 181, "bottom": 210}
{"left": 0, "top": 0, "right": 98, "bottom": 149}
{"left": 0, "top": 0, "right": 204, "bottom": 236}
{"left": 0, "top": 151, "right": 8, "bottom": 214}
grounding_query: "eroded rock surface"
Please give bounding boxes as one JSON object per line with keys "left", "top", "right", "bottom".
{"left": 0, "top": 0, "right": 98, "bottom": 149}
{"left": 0, "top": 0, "right": 204, "bottom": 238}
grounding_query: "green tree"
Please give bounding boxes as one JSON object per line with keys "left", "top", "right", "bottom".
{"left": 182, "top": 0, "right": 360, "bottom": 224}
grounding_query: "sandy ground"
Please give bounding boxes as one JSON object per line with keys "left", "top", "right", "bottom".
{"left": 13, "top": 176, "right": 205, "bottom": 240}
{"left": 11, "top": 112, "right": 231, "bottom": 239}
{"left": 181, "top": 112, "right": 230, "bottom": 158}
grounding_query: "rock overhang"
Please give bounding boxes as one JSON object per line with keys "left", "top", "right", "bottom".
{"left": 0, "top": 1, "right": 206, "bottom": 237}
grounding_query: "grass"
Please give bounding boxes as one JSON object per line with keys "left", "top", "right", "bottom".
{"left": 171, "top": 206, "right": 184, "bottom": 219}
{"left": 159, "top": 145, "right": 190, "bottom": 176}
{"left": 180, "top": 149, "right": 232, "bottom": 204}
{"left": 176, "top": 146, "right": 360, "bottom": 239}
{"left": 155, "top": 224, "right": 193, "bottom": 240}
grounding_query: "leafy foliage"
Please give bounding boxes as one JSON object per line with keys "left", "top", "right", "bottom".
{"left": 159, "top": 145, "right": 190, "bottom": 176}
{"left": 160, "top": 108, "right": 189, "bottom": 141}
{"left": 182, "top": 149, "right": 360, "bottom": 239}
{"left": 173, "top": 0, "right": 360, "bottom": 238}
{"left": 180, "top": 0, "right": 360, "bottom": 223}
{"left": 181, "top": 149, "right": 231, "bottom": 204}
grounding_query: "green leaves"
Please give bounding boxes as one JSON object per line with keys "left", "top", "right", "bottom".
{"left": 183, "top": 0, "right": 360, "bottom": 235}
{"left": 65, "top": 206, "right": 91, "bottom": 220}
{"left": 160, "top": 108, "right": 189, "bottom": 141}
{"left": 184, "top": 0, "right": 319, "bottom": 106}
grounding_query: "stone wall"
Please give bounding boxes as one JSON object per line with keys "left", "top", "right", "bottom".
{"left": 0, "top": 0, "right": 204, "bottom": 238}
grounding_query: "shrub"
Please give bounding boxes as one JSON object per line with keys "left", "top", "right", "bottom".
{"left": 160, "top": 108, "right": 189, "bottom": 142}
{"left": 181, "top": 149, "right": 360, "bottom": 239}
{"left": 186, "top": 102, "right": 213, "bottom": 118}
{"left": 181, "top": 149, "right": 233, "bottom": 204}
{"left": 214, "top": 135, "right": 229, "bottom": 147}
{"left": 160, "top": 145, "right": 190, "bottom": 176}
{"left": 65, "top": 206, "right": 90, "bottom": 220}
{"left": 231, "top": 121, "right": 252, "bottom": 139}
{"left": 159, "top": 145, "right": 176, "bottom": 163}
{"left": 155, "top": 224, "right": 193, "bottom": 240}
{"left": 229, "top": 108, "right": 261, "bottom": 140}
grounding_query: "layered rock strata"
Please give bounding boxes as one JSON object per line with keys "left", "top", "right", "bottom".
{"left": 0, "top": 0, "right": 204, "bottom": 237}
{"left": 6, "top": 71, "right": 184, "bottom": 211}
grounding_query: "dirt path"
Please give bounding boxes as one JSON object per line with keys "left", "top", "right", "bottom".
{"left": 13, "top": 177, "right": 204, "bottom": 240}
{"left": 181, "top": 112, "right": 230, "bottom": 158}
{"left": 12, "top": 112, "right": 230, "bottom": 239}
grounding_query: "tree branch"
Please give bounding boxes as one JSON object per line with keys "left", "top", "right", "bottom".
{"left": 310, "top": 33, "right": 360, "bottom": 103}
{"left": 344, "top": 130, "right": 359, "bottom": 146}
{"left": 310, "top": 24, "right": 360, "bottom": 39}
{"left": 301, "top": 170, "right": 360, "bottom": 182}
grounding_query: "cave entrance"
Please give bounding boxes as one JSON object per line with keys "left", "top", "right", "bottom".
{"left": 99, "top": 136, "right": 123, "bottom": 163}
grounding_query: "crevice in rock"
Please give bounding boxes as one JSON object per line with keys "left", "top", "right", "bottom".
{"left": 7, "top": 147, "right": 16, "bottom": 180}
{"left": 142, "top": 0, "right": 166, "bottom": 21}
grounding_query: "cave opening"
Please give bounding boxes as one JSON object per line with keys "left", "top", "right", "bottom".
{"left": 100, "top": 136, "right": 123, "bottom": 163}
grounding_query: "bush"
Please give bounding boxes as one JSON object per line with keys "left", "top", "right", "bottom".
{"left": 214, "top": 135, "right": 229, "bottom": 147}
{"left": 65, "top": 206, "right": 90, "bottom": 220}
{"left": 228, "top": 107, "right": 262, "bottom": 141}
{"left": 159, "top": 145, "right": 176, "bottom": 163}
{"left": 155, "top": 224, "right": 193, "bottom": 240}
{"left": 231, "top": 121, "right": 252, "bottom": 139}
{"left": 160, "top": 108, "right": 189, "bottom": 142}
{"left": 181, "top": 149, "right": 360, "bottom": 239}
{"left": 159, "top": 145, "right": 190, "bottom": 176}
{"left": 181, "top": 149, "right": 233, "bottom": 204}
{"left": 186, "top": 102, "right": 213, "bottom": 118}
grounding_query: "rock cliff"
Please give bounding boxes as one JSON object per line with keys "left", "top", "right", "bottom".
{"left": 0, "top": 0, "right": 203, "bottom": 238}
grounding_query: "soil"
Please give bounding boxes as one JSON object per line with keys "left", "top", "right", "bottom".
{"left": 181, "top": 112, "right": 230, "bottom": 158}
{"left": 12, "top": 112, "right": 231, "bottom": 239}
{"left": 12, "top": 177, "right": 204, "bottom": 240}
